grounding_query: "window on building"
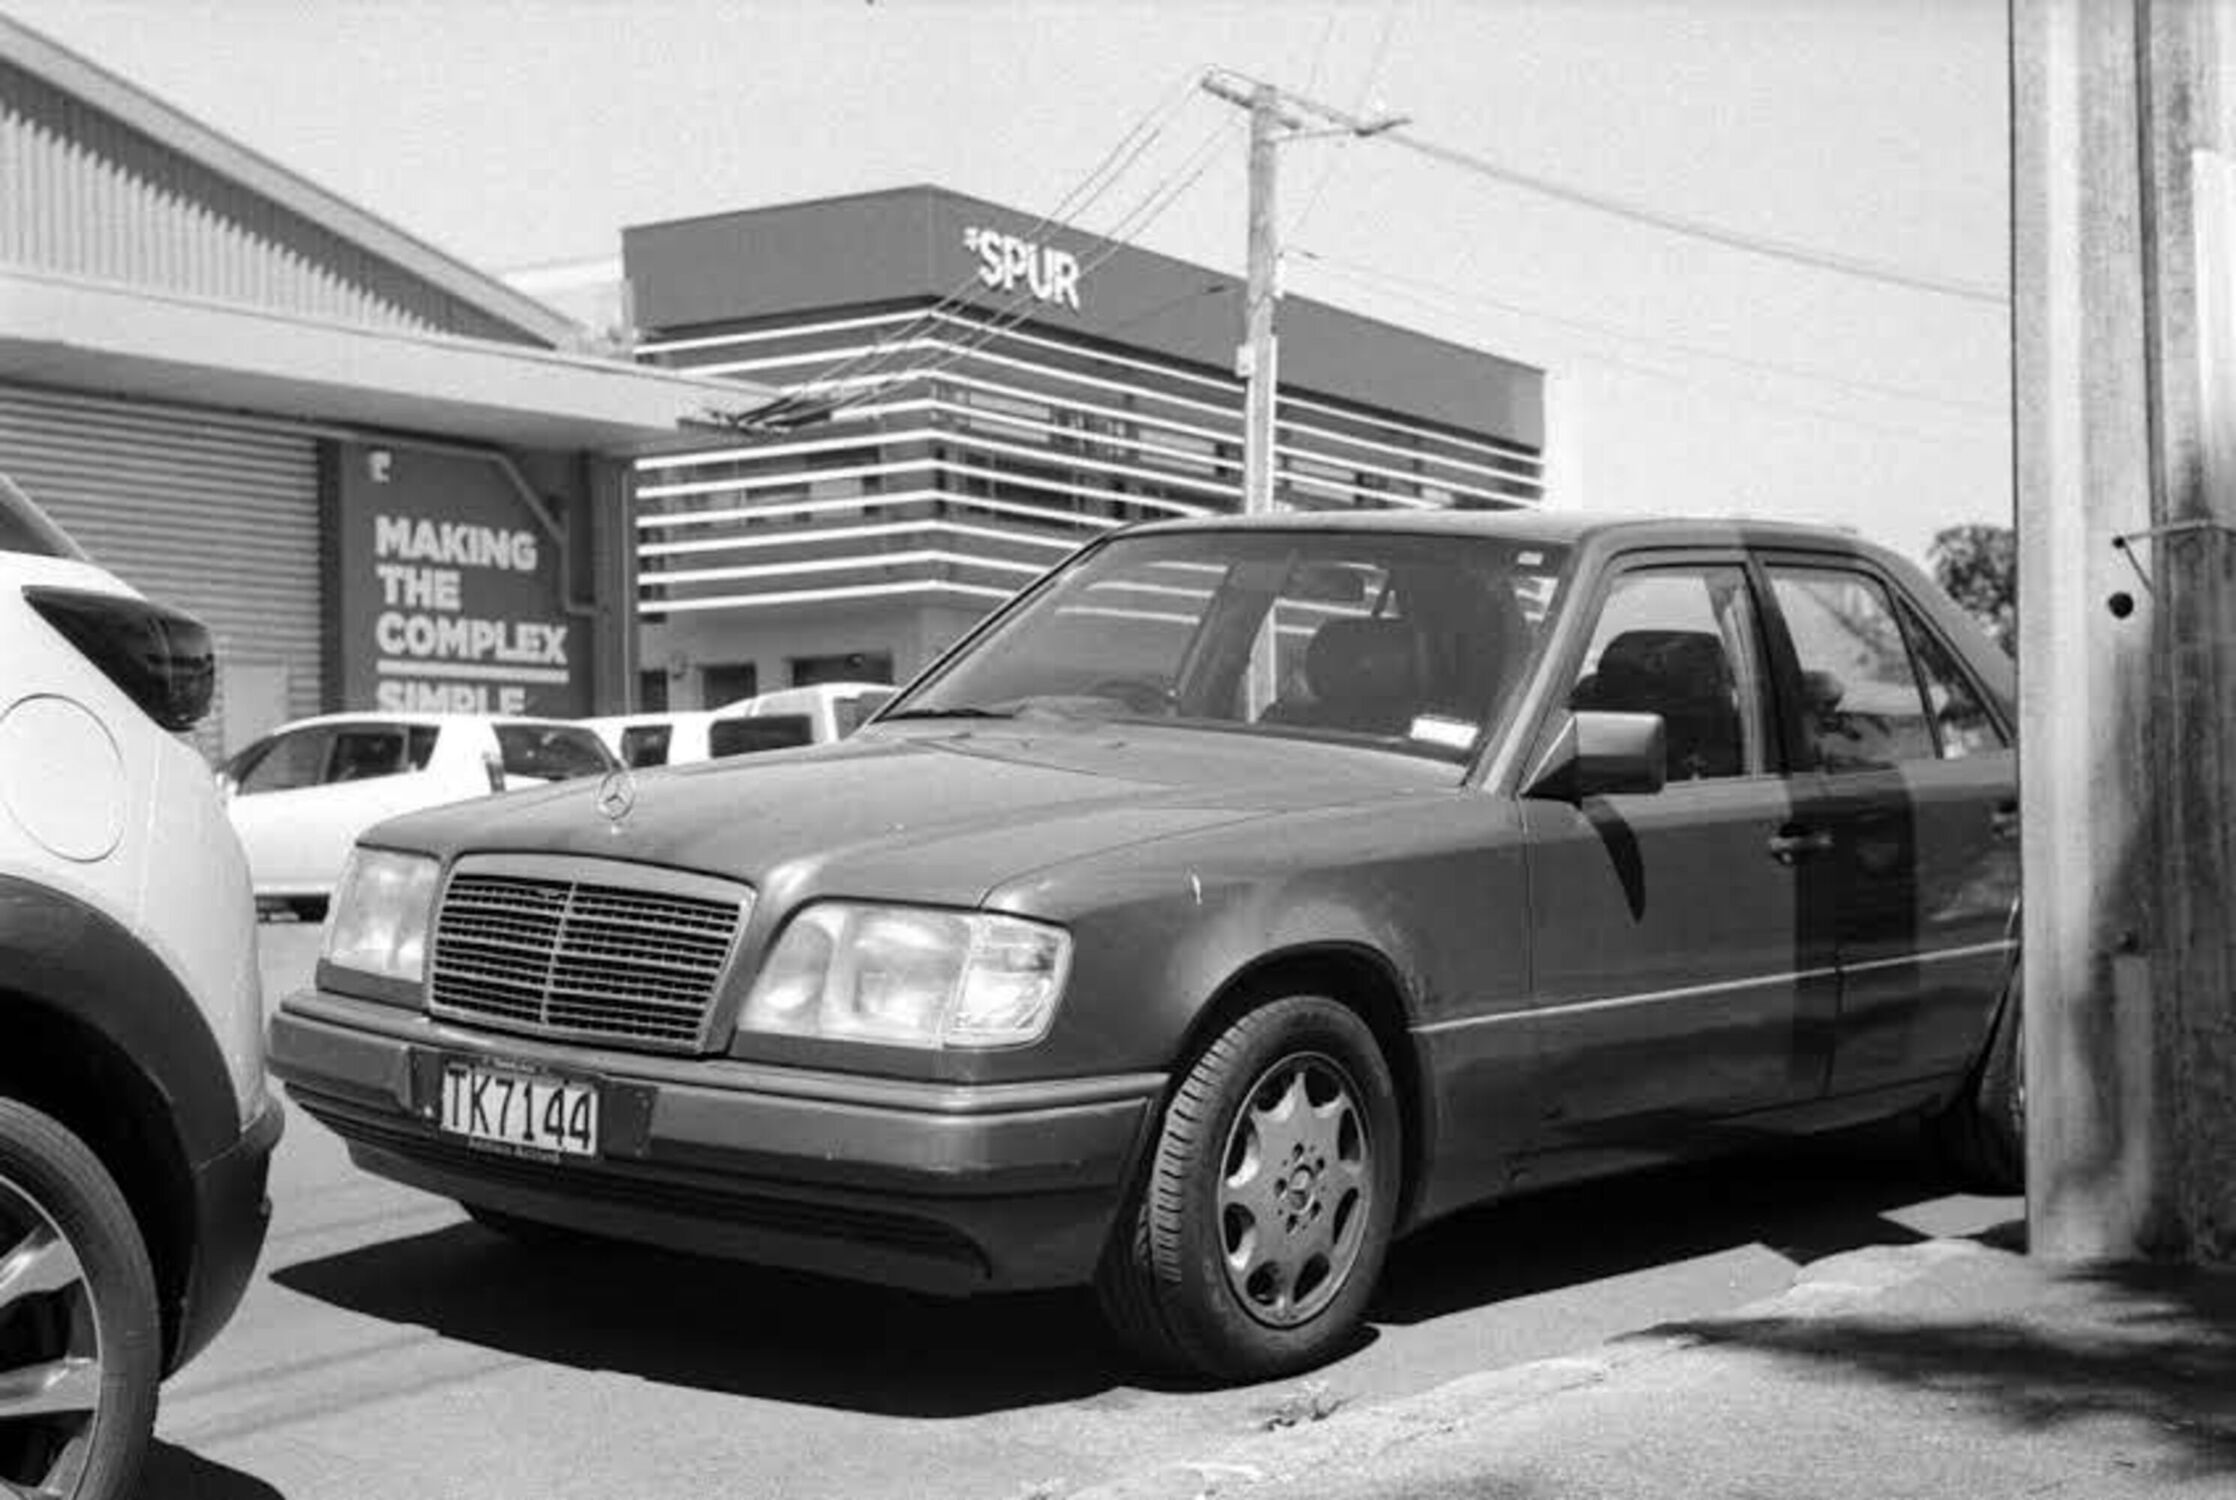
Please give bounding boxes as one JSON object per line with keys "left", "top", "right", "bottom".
{"left": 702, "top": 662, "right": 759, "bottom": 706}
{"left": 637, "top": 669, "right": 671, "bottom": 712}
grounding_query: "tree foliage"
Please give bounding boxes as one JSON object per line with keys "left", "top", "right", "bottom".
{"left": 1928, "top": 523, "right": 2017, "bottom": 655}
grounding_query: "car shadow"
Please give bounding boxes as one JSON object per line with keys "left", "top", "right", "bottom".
{"left": 273, "top": 1224, "right": 1136, "bottom": 1418}
{"left": 134, "top": 1441, "right": 289, "bottom": 1499}
{"left": 1371, "top": 1125, "right": 2014, "bottom": 1326}
{"left": 270, "top": 1128, "right": 2001, "bottom": 1418}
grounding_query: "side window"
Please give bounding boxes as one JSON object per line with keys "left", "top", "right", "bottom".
{"left": 833, "top": 689, "right": 896, "bottom": 738}
{"left": 495, "top": 724, "right": 617, "bottom": 781}
{"left": 236, "top": 728, "right": 333, "bottom": 795}
{"left": 1901, "top": 608, "right": 2007, "bottom": 760}
{"left": 407, "top": 725, "right": 440, "bottom": 770}
{"left": 619, "top": 724, "right": 673, "bottom": 767}
{"left": 1768, "top": 567, "right": 1937, "bottom": 772}
{"left": 326, "top": 726, "right": 410, "bottom": 783}
{"left": 708, "top": 715, "right": 813, "bottom": 757}
{"left": 1566, "top": 565, "right": 1768, "bottom": 781}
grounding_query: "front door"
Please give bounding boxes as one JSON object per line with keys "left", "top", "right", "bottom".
{"left": 1520, "top": 552, "right": 1833, "bottom": 1153}
{"left": 1521, "top": 558, "right": 1835, "bottom": 1152}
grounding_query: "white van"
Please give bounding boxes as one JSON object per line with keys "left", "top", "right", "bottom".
{"left": 593, "top": 682, "right": 895, "bottom": 769}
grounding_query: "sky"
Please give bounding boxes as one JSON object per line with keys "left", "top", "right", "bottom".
{"left": 6, "top": 0, "right": 2012, "bottom": 560}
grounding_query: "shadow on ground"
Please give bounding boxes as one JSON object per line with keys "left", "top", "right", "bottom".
{"left": 1658, "top": 1255, "right": 2236, "bottom": 1482}
{"left": 1375, "top": 1124, "right": 2011, "bottom": 1325}
{"left": 271, "top": 1127, "right": 2004, "bottom": 1418}
{"left": 135, "top": 1442, "right": 288, "bottom": 1499}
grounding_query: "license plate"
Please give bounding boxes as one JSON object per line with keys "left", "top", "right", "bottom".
{"left": 439, "top": 1063, "right": 599, "bottom": 1157}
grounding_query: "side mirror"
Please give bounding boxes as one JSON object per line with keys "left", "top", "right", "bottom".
{"left": 1522, "top": 710, "right": 1666, "bottom": 802}
{"left": 481, "top": 750, "right": 507, "bottom": 795}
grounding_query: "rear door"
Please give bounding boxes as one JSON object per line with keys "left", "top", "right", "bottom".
{"left": 1521, "top": 552, "right": 1836, "bottom": 1145}
{"left": 1759, "top": 558, "right": 2019, "bottom": 1096}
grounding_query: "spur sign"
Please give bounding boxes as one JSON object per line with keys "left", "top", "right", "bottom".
{"left": 964, "top": 225, "right": 1084, "bottom": 311}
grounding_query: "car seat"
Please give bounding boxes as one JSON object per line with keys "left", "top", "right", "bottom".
{"left": 1569, "top": 629, "right": 1743, "bottom": 779}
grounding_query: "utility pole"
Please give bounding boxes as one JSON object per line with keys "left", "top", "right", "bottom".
{"left": 1200, "top": 69, "right": 1407, "bottom": 517}
{"left": 2014, "top": 0, "right": 2236, "bottom": 1263}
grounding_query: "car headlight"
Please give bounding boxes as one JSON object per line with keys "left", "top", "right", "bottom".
{"left": 738, "top": 903, "right": 1071, "bottom": 1049}
{"left": 322, "top": 849, "right": 442, "bottom": 985}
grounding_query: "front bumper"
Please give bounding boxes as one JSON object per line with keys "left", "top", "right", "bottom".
{"left": 267, "top": 990, "right": 1164, "bottom": 1294}
{"left": 171, "top": 1090, "right": 282, "bottom": 1373}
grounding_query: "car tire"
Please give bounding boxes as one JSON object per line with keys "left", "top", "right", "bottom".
{"left": 287, "top": 898, "right": 329, "bottom": 925}
{"left": 1095, "top": 996, "right": 1400, "bottom": 1382}
{"left": 0, "top": 1100, "right": 161, "bottom": 1500}
{"left": 1928, "top": 968, "right": 2024, "bottom": 1194}
{"left": 462, "top": 1204, "right": 605, "bottom": 1253}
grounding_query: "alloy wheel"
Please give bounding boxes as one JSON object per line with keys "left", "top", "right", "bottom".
{"left": 1215, "top": 1051, "right": 1373, "bottom": 1328}
{"left": 0, "top": 1174, "right": 102, "bottom": 1499}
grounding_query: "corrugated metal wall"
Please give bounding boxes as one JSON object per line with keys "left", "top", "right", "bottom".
{"left": 0, "top": 386, "right": 323, "bottom": 761}
{"left": 0, "top": 55, "right": 524, "bottom": 343}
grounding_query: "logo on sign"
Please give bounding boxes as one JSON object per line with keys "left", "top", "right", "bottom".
{"left": 964, "top": 226, "right": 1084, "bottom": 311}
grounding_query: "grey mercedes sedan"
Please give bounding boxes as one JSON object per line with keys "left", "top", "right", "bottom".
{"left": 269, "top": 511, "right": 2020, "bottom": 1381}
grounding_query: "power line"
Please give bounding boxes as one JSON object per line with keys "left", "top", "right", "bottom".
{"left": 1291, "top": 0, "right": 1404, "bottom": 240}
{"left": 1381, "top": 127, "right": 2008, "bottom": 306}
{"left": 1288, "top": 244, "right": 2005, "bottom": 416}
{"left": 814, "top": 116, "right": 1240, "bottom": 422}
{"left": 735, "top": 69, "right": 1206, "bottom": 425}
{"left": 1292, "top": 250, "right": 2002, "bottom": 448}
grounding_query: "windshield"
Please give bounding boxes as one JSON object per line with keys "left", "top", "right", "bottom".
{"left": 889, "top": 528, "right": 1568, "bottom": 762}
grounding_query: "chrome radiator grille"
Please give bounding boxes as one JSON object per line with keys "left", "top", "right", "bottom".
{"left": 428, "top": 864, "right": 747, "bottom": 1051}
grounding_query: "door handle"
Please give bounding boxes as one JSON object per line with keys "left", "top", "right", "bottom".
{"left": 1767, "top": 824, "right": 1835, "bottom": 863}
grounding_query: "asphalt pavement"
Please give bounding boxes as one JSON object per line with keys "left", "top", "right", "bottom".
{"left": 138, "top": 921, "right": 2021, "bottom": 1500}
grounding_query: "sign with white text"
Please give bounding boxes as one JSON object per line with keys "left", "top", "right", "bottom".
{"left": 333, "top": 444, "right": 588, "bottom": 717}
{"left": 963, "top": 225, "right": 1084, "bottom": 310}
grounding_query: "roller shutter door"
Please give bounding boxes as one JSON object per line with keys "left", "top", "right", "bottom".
{"left": 0, "top": 385, "right": 323, "bottom": 760}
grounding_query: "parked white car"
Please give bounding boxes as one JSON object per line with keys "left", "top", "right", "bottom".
{"left": 221, "top": 712, "right": 617, "bottom": 918}
{"left": 593, "top": 682, "right": 896, "bottom": 768}
{"left": 718, "top": 681, "right": 896, "bottom": 744}
{"left": 1, "top": 475, "right": 278, "bottom": 1500}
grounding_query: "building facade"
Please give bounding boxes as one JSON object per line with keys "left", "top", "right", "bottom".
{"left": 624, "top": 187, "right": 1548, "bottom": 708}
{"left": 0, "top": 17, "right": 764, "bottom": 757}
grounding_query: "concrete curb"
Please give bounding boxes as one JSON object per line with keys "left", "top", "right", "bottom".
{"left": 1063, "top": 1238, "right": 1993, "bottom": 1500}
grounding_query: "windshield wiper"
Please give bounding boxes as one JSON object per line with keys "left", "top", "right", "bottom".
{"left": 877, "top": 705, "right": 1017, "bottom": 721}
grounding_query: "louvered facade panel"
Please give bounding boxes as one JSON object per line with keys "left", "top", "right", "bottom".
{"left": 0, "top": 54, "right": 525, "bottom": 342}
{"left": 0, "top": 385, "right": 323, "bottom": 759}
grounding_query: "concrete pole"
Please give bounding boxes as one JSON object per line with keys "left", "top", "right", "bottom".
{"left": 2013, "top": 0, "right": 2236, "bottom": 1262}
{"left": 1241, "top": 81, "right": 1281, "bottom": 517}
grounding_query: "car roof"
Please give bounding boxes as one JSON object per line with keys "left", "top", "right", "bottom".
{"left": 1120, "top": 507, "right": 1903, "bottom": 562}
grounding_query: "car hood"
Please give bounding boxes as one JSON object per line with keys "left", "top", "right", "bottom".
{"left": 366, "top": 720, "right": 1459, "bottom": 907}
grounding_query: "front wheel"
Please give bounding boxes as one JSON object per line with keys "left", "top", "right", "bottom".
{"left": 1096, "top": 996, "right": 1400, "bottom": 1382}
{"left": 0, "top": 1100, "right": 161, "bottom": 1500}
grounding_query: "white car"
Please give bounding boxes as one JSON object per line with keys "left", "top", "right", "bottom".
{"left": 594, "top": 682, "right": 896, "bottom": 768}
{"left": 1, "top": 475, "right": 279, "bottom": 1500}
{"left": 221, "top": 712, "right": 617, "bottom": 919}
